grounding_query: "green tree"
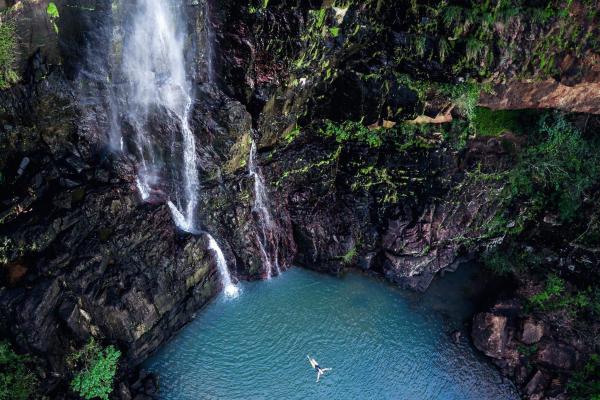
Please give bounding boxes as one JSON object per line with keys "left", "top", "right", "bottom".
{"left": 69, "top": 338, "right": 121, "bottom": 400}
{"left": 0, "top": 341, "right": 37, "bottom": 400}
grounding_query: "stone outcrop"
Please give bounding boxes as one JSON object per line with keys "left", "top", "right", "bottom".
{"left": 473, "top": 313, "right": 509, "bottom": 359}
{"left": 520, "top": 318, "right": 544, "bottom": 346}
{"left": 472, "top": 299, "right": 587, "bottom": 400}
{"left": 480, "top": 79, "right": 600, "bottom": 115}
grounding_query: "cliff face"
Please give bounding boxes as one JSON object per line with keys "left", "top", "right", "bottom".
{"left": 1, "top": 0, "right": 600, "bottom": 399}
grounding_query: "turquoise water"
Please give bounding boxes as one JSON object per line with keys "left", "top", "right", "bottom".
{"left": 144, "top": 268, "right": 518, "bottom": 399}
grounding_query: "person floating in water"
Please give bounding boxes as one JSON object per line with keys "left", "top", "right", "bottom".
{"left": 307, "top": 355, "right": 332, "bottom": 382}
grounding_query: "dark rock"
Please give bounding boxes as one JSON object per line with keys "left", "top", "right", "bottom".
{"left": 535, "top": 342, "right": 578, "bottom": 371}
{"left": 520, "top": 318, "right": 544, "bottom": 345}
{"left": 472, "top": 312, "right": 509, "bottom": 359}
{"left": 451, "top": 330, "right": 462, "bottom": 344}
{"left": 524, "top": 370, "right": 547, "bottom": 396}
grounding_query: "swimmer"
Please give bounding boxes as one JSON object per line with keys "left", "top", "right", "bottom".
{"left": 307, "top": 355, "right": 332, "bottom": 382}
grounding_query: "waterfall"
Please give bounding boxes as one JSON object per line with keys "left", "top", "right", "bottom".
{"left": 108, "top": 0, "right": 237, "bottom": 296}
{"left": 208, "top": 234, "right": 240, "bottom": 297}
{"left": 120, "top": 0, "right": 197, "bottom": 226}
{"left": 249, "top": 139, "right": 281, "bottom": 278}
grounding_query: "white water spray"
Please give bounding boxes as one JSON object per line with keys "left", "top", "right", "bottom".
{"left": 113, "top": 0, "right": 237, "bottom": 295}
{"left": 208, "top": 234, "right": 240, "bottom": 297}
{"left": 121, "top": 0, "right": 198, "bottom": 228}
{"left": 249, "top": 139, "right": 281, "bottom": 278}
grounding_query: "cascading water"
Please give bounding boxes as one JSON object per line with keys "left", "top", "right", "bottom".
{"left": 119, "top": 0, "right": 197, "bottom": 224}
{"left": 110, "top": 0, "right": 237, "bottom": 296}
{"left": 248, "top": 139, "right": 281, "bottom": 279}
{"left": 208, "top": 234, "right": 239, "bottom": 297}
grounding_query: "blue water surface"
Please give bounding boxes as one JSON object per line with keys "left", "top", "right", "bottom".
{"left": 144, "top": 267, "right": 518, "bottom": 399}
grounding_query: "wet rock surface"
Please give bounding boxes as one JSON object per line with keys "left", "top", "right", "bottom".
{"left": 1, "top": 0, "right": 600, "bottom": 399}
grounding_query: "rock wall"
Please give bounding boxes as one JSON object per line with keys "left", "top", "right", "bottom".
{"left": 1, "top": 0, "right": 600, "bottom": 399}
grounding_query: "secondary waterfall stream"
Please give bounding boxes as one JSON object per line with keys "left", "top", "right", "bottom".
{"left": 248, "top": 139, "right": 281, "bottom": 279}
{"left": 110, "top": 0, "right": 238, "bottom": 296}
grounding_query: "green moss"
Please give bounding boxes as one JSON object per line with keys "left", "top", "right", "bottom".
{"left": 277, "top": 146, "right": 341, "bottom": 185}
{"left": 320, "top": 120, "right": 383, "bottom": 148}
{"left": 47, "top": 2, "right": 60, "bottom": 18}
{"left": 471, "top": 107, "right": 535, "bottom": 137}
{"left": 47, "top": 2, "right": 60, "bottom": 33}
{"left": 282, "top": 124, "right": 301, "bottom": 145}
{"left": 350, "top": 165, "right": 405, "bottom": 204}
{"left": 224, "top": 132, "right": 251, "bottom": 174}
{"left": 528, "top": 274, "right": 566, "bottom": 310}
{"left": 0, "top": 18, "right": 19, "bottom": 89}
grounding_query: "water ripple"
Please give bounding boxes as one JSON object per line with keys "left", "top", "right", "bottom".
{"left": 145, "top": 268, "right": 519, "bottom": 400}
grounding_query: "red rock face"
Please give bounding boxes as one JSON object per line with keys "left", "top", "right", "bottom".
{"left": 480, "top": 79, "right": 600, "bottom": 115}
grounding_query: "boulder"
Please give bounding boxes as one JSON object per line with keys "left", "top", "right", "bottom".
{"left": 472, "top": 312, "right": 509, "bottom": 359}
{"left": 520, "top": 318, "right": 544, "bottom": 345}
{"left": 535, "top": 342, "right": 578, "bottom": 371}
{"left": 524, "top": 370, "right": 547, "bottom": 396}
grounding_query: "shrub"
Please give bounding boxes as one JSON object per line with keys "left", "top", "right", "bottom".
{"left": 528, "top": 274, "right": 565, "bottom": 310}
{"left": 341, "top": 246, "right": 357, "bottom": 265}
{"left": 0, "top": 341, "right": 37, "bottom": 400}
{"left": 483, "top": 250, "right": 514, "bottom": 275}
{"left": 509, "top": 114, "right": 600, "bottom": 221}
{"left": 437, "top": 81, "right": 485, "bottom": 120}
{"left": 69, "top": 338, "right": 121, "bottom": 400}
{"left": 568, "top": 354, "right": 600, "bottom": 400}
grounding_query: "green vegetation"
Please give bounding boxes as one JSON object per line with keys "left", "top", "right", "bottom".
{"left": 47, "top": 2, "right": 60, "bottom": 18}
{"left": 476, "top": 112, "right": 600, "bottom": 320}
{"left": 472, "top": 108, "right": 527, "bottom": 136}
{"left": 0, "top": 341, "right": 37, "bottom": 400}
{"left": 276, "top": 145, "right": 342, "bottom": 187}
{"left": 69, "top": 338, "right": 121, "bottom": 400}
{"left": 320, "top": 120, "right": 383, "bottom": 148}
{"left": 341, "top": 246, "right": 357, "bottom": 265}
{"left": 526, "top": 274, "right": 600, "bottom": 317}
{"left": 393, "top": 0, "right": 599, "bottom": 79}
{"left": 0, "top": 17, "right": 19, "bottom": 89}
{"left": 282, "top": 125, "right": 301, "bottom": 145}
{"left": 509, "top": 114, "right": 600, "bottom": 222}
{"left": 528, "top": 274, "right": 566, "bottom": 310}
{"left": 248, "top": 0, "right": 269, "bottom": 14}
{"left": 47, "top": 2, "right": 60, "bottom": 33}
{"left": 568, "top": 354, "right": 600, "bottom": 400}
{"left": 481, "top": 113, "right": 600, "bottom": 245}
{"left": 225, "top": 132, "right": 251, "bottom": 173}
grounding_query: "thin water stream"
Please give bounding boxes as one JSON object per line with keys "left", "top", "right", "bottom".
{"left": 248, "top": 139, "right": 280, "bottom": 279}
{"left": 145, "top": 267, "right": 518, "bottom": 399}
